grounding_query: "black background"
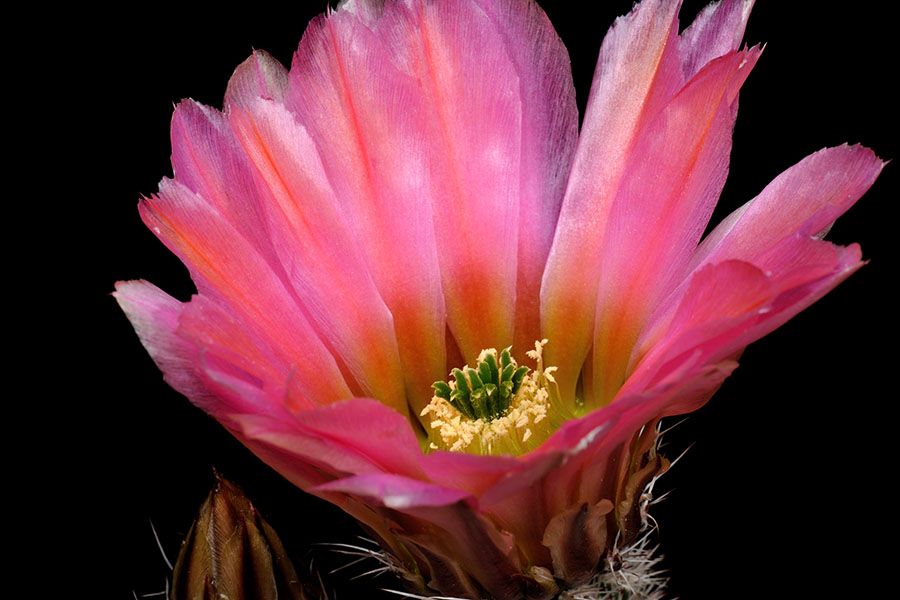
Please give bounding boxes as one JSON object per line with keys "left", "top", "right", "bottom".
{"left": 74, "top": 1, "right": 896, "bottom": 598}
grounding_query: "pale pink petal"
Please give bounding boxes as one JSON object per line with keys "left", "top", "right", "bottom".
{"left": 472, "top": 0, "right": 579, "bottom": 356}
{"left": 635, "top": 144, "right": 884, "bottom": 355}
{"left": 229, "top": 96, "right": 409, "bottom": 418}
{"left": 285, "top": 7, "right": 447, "bottom": 408}
{"left": 679, "top": 0, "right": 755, "bottom": 79}
{"left": 372, "top": 0, "right": 524, "bottom": 363}
{"left": 541, "top": 0, "right": 684, "bottom": 404}
{"left": 114, "top": 280, "right": 208, "bottom": 401}
{"left": 224, "top": 49, "right": 289, "bottom": 107}
{"left": 689, "top": 144, "right": 884, "bottom": 270}
{"left": 591, "top": 48, "right": 760, "bottom": 406}
{"left": 140, "top": 178, "right": 352, "bottom": 405}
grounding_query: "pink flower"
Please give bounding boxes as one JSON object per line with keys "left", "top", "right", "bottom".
{"left": 115, "top": 0, "right": 883, "bottom": 597}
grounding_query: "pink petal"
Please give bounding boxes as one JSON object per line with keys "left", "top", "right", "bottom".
{"left": 636, "top": 144, "right": 884, "bottom": 355}
{"left": 472, "top": 0, "right": 579, "bottom": 356}
{"left": 224, "top": 49, "right": 289, "bottom": 107}
{"left": 292, "top": 398, "right": 426, "bottom": 480}
{"left": 139, "top": 178, "right": 352, "bottom": 405}
{"left": 169, "top": 100, "right": 278, "bottom": 258}
{"left": 284, "top": 7, "right": 448, "bottom": 408}
{"left": 591, "top": 48, "right": 760, "bottom": 406}
{"left": 689, "top": 144, "right": 884, "bottom": 270}
{"left": 371, "top": 0, "right": 525, "bottom": 363}
{"left": 679, "top": 0, "right": 755, "bottom": 79}
{"left": 541, "top": 0, "right": 683, "bottom": 404}
{"left": 422, "top": 451, "right": 521, "bottom": 499}
{"left": 176, "top": 294, "right": 295, "bottom": 407}
{"left": 229, "top": 97, "right": 409, "bottom": 418}
{"left": 622, "top": 236, "right": 862, "bottom": 398}
{"left": 114, "top": 280, "right": 208, "bottom": 401}
{"left": 116, "top": 281, "right": 294, "bottom": 421}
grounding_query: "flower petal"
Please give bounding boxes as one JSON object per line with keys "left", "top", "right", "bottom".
{"left": 635, "top": 144, "right": 884, "bottom": 359}
{"left": 622, "top": 237, "right": 863, "bottom": 400}
{"left": 114, "top": 280, "right": 209, "bottom": 401}
{"left": 224, "top": 49, "right": 289, "bottom": 107}
{"left": 689, "top": 144, "right": 884, "bottom": 270}
{"left": 229, "top": 96, "right": 409, "bottom": 418}
{"left": 472, "top": 0, "right": 579, "bottom": 357}
{"left": 316, "top": 472, "right": 469, "bottom": 509}
{"left": 373, "top": 0, "right": 524, "bottom": 362}
{"left": 679, "top": 0, "right": 755, "bottom": 79}
{"left": 169, "top": 99, "right": 279, "bottom": 259}
{"left": 285, "top": 7, "right": 448, "bottom": 408}
{"left": 139, "top": 178, "right": 353, "bottom": 404}
{"left": 590, "top": 48, "right": 760, "bottom": 407}
{"left": 541, "top": 0, "right": 683, "bottom": 404}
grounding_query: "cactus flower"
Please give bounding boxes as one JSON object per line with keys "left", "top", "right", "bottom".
{"left": 115, "top": 0, "right": 883, "bottom": 598}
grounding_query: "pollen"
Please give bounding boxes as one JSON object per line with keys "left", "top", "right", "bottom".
{"left": 421, "top": 340, "right": 560, "bottom": 455}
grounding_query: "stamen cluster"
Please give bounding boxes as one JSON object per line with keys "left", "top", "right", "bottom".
{"left": 432, "top": 347, "right": 529, "bottom": 421}
{"left": 422, "top": 341, "right": 558, "bottom": 455}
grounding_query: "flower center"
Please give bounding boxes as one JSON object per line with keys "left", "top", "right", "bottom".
{"left": 421, "top": 340, "right": 559, "bottom": 455}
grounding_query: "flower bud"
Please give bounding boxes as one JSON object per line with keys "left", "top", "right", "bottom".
{"left": 171, "top": 475, "right": 317, "bottom": 600}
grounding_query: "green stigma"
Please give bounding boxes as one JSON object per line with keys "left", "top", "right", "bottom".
{"left": 431, "top": 347, "right": 529, "bottom": 421}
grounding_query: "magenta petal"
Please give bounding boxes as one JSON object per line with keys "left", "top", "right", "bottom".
{"left": 422, "top": 451, "right": 521, "bottom": 499}
{"left": 623, "top": 236, "right": 862, "bottom": 398}
{"left": 293, "top": 399, "right": 425, "bottom": 480}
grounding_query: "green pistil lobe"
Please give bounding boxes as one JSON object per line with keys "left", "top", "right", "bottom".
{"left": 432, "top": 348, "right": 530, "bottom": 421}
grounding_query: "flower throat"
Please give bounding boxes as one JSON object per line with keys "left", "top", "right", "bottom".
{"left": 421, "top": 340, "right": 560, "bottom": 455}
